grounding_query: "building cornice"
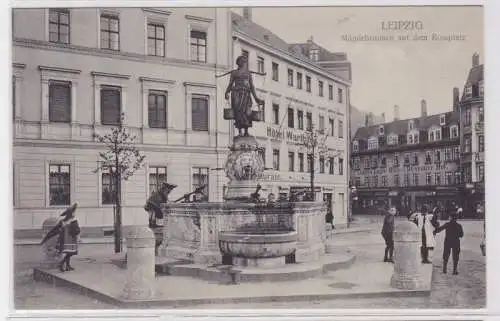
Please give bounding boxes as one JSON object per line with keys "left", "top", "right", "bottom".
{"left": 234, "top": 31, "right": 352, "bottom": 87}
{"left": 91, "top": 71, "right": 130, "bottom": 79}
{"left": 13, "top": 38, "right": 229, "bottom": 72}
{"left": 183, "top": 82, "right": 216, "bottom": 89}
{"left": 38, "top": 65, "right": 81, "bottom": 74}
{"left": 139, "top": 76, "right": 176, "bottom": 85}
{"left": 185, "top": 15, "right": 213, "bottom": 23}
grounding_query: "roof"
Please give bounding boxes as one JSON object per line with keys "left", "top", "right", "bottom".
{"left": 289, "top": 43, "right": 348, "bottom": 62}
{"left": 231, "top": 12, "right": 348, "bottom": 74}
{"left": 353, "top": 111, "right": 460, "bottom": 140}
{"left": 465, "top": 64, "right": 484, "bottom": 86}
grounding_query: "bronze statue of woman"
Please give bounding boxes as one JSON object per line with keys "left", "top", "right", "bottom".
{"left": 224, "top": 55, "right": 264, "bottom": 136}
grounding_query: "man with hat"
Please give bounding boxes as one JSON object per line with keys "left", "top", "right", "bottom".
{"left": 409, "top": 203, "right": 440, "bottom": 264}
{"left": 144, "top": 182, "right": 177, "bottom": 255}
{"left": 40, "top": 203, "right": 81, "bottom": 272}
{"left": 433, "top": 212, "right": 464, "bottom": 275}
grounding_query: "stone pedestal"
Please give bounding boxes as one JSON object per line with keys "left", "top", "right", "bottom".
{"left": 390, "top": 221, "right": 425, "bottom": 290}
{"left": 233, "top": 256, "right": 285, "bottom": 268}
{"left": 122, "top": 226, "right": 156, "bottom": 301}
{"left": 40, "top": 217, "right": 61, "bottom": 269}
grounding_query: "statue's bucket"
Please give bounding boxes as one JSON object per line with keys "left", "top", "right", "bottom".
{"left": 224, "top": 108, "right": 233, "bottom": 120}
{"left": 252, "top": 110, "right": 263, "bottom": 122}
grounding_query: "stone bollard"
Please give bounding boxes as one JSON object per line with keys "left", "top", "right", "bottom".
{"left": 390, "top": 221, "right": 425, "bottom": 290}
{"left": 122, "top": 226, "right": 156, "bottom": 300}
{"left": 40, "top": 217, "right": 61, "bottom": 269}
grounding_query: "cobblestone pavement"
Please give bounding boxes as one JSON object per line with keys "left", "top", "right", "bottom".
{"left": 13, "top": 219, "right": 485, "bottom": 309}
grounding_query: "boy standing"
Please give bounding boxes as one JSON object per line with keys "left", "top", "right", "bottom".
{"left": 381, "top": 206, "right": 396, "bottom": 262}
{"left": 433, "top": 213, "right": 464, "bottom": 275}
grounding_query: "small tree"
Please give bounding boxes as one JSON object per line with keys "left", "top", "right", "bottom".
{"left": 300, "top": 124, "right": 329, "bottom": 201}
{"left": 93, "top": 113, "right": 146, "bottom": 253}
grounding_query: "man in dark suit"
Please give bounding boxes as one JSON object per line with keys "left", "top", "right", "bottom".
{"left": 434, "top": 212, "right": 464, "bottom": 275}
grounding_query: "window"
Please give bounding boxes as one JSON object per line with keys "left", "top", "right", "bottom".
{"left": 273, "top": 149, "right": 280, "bottom": 170}
{"left": 413, "top": 173, "right": 419, "bottom": 186}
{"left": 354, "top": 177, "right": 361, "bottom": 186}
{"left": 478, "top": 135, "right": 484, "bottom": 152}
{"left": 329, "top": 118, "right": 334, "bottom": 136}
{"left": 440, "top": 115, "right": 446, "bottom": 126}
{"left": 297, "top": 72, "right": 303, "bottom": 89}
{"left": 404, "top": 153, "right": 410, "bottom": 165}
{"left": 272, "top": 62, "right": 279, "bottom": 81}
{"left": 404, "top": 174, "right": 409, "bottom": 187}
{"left": 310, "top": 48, "right": 319, "bottom": 61}
{"left": 100, "top": 14, "right": 120, "bottom": 50}
{"left": 319, "top": 156, "right": 325, "bottom": 173}
{"left": 368, "top": 137, "right": 378, "bottom": 150}
{"left": 298, "top": 153, "right": 304, "bottom": 172}
{"left": 287, "top": 108, "right": 294, "bottom": 128}
{"left": 329, "top": 157, "right": 334, "bottom": 174}
{"left": 100, "top": 86, "right": 121, "bottom": 125}
{"left": 429, "top": 131, "right": 435, "bottom": 142}
{"left": 464, "top": 107, "right": 472, "bottom": 126}
{"left": 288, "top": 152, "right": 295, "bottom": 172}
{"left": 407, "top": 133, "right": 419, "bottom": 144}
{"left": 49, "top": 80, "right": 71, "bottom": 123}
{"left": 412, "top": 153, "right": 419, "bottom": 165}
{"left": 477, "top": 163, "right": 485, "bottom": 182}
{"left": 306, "top": 76, "right": 311, "bottom": 92}
{"left": 307, "top": 153, "right": 313, "bottom": 172}
{"left": 453, "top": 147, "right": 460, "bottom": 160}
{"left": 444, "top": 148, "right": 452, "bottom": 162}
{"left": 387, "top": 134, "right": 398, "bottom": 145}
{"left": 147, "top": 23, "right": 165, "bottom": 57}
{"left": 464, "top": 137, "right": 471, "bottom": 153}
{"left": 408, "top": 120, "right": 414, "bottom": 130}
{"left": 337, "top": 88, "right": 343, "bottom": 103}
{"left": 435, "top": 173, "right": 441, "bottom": 185}
{"left": 273, "top": 104, "right": 280, "bottom": 125}
{"left": 446, "top": 172, "right": 453, "bottom": 185}
{"left": 480, "top": 82, "right": 484, "bottom": 97}
{"left": 371, "top": 156, "right": 378, "bottom": 168}
{"left": 192, "top": 167, "right": 209, "bottom": 202}
{"left": 319, "top": 115, "right": 325, "bottom": 134}
{"left": 353, "top": 157, "right": 360, "bottom": 170}
{"left": 287, "top": 69, "right": 294, "bottom": 87}
{"left": 450, "top": 126, "right": 459, "bottom": 139}
{"left": 455, "top": 171, "right": 461, "bottom": 184}
{"left": 318, "top": 81, "right": 324, "bottom": 97}
{"left": 338, "top": 158, "right": 344, "bottom": 175}
{"left": 149, "top": 166, "right": 167, "bottom": 194}
{"left": 338, "top": 120, "right": 344, "bottom": 138}
{"left": 393, "top": 154, "right": 399, "bottom": 167}
{"left": 306, "top": 112, "right": 312, "bottom": 131}
{"left": 297, "top": 111, "right": 304, "bottom": 130}
{"left": 373, "top": 176, "right": 378, "bottom": 187}
{"left": 382, "top": 176, "right": 388, "bottom": 187}
{"left": 49, "top": 9, "right": 70, "bottom": 44}
{"left": 191, "top": 95, "right": 209, "bottom": 131}
{"left": 258, "top": 148, "right": 266, "bottom": 167}
{"left": 102, "top": 167, "right": 117, "bottom": 205}
{"left": 465, "top": 85, "right": 472, "bottom": 97}
{"left": 353, "top": 141, "right": 359, "bottom": 152}
{"left": 426, "top": 173, "right": 432, "bottom": 185}
{"left": 381, "top": 157, "right": 387, "bottom": 167}
{"left": 435, "top": 150, "right": 441, "bottom": 163}
{"left": 257, "top": 56, "right": 264, "bottom": 74}
{"left": 479, "top": 106, "right": 484, "bottom": 121}
{"left": 425, "top": 151, "right": 432, "bottom": 164}
{"left": 379, "top": 125, "right": 384, "bottom": 135}
{"left": 49, "top": 164, "right": 70, "bottom": 206}
{"left": 148, "top": 90, "right": 167, "bottom": 128}
{"left": 190, "top": 30, "right": 207, "bottom": 63}
{"left": 394, "top": 174, "right": 400, "bottom": 186}
{"left": 328, "top": 85, "right": 333, "bottom": 100}
{"left": 364, "top": 157, "right": 370, "bottom": 169}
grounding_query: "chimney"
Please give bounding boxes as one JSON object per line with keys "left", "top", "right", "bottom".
{"left": 394, "top": 105, "right": 400, "bottom": 121}
{"left": 472, "top": 52, "right": 479, "bottom": 67}
{"left": 421, "top": 99, "right": 427, "bottom": 117}
{"left": 381, "top": 112, "right": 386, "bottom": 123}
{"left": 364, "top": 114, "right": 369, "bottom": 127}
{"left": 453, "top": 87, "right": 460, "bottom": 111}
{"left": 243, "top": 7, "right": 252, "bottom": 21}
{"left": 307, "top": 36, "right": 314, "bottom": 44}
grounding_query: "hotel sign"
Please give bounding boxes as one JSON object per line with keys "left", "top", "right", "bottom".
{"left": 267, "top": 127, "right": 309, "bottom": 145}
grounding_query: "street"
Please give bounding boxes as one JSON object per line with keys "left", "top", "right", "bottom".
{"left": 13, "top": 218, "right": 485, "bottom": 309}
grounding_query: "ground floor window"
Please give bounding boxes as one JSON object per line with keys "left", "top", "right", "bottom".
{"left": 102, "top": 167, "right": 117, "bottom": 205}
{"left": 192, "top": 167, "right": 209, "bottom": 201}
{"left": 149, "top": 166, "right": 167, "bottom": 194}
{"left": 49, "top": 164, "right": 70, "bottom": 206}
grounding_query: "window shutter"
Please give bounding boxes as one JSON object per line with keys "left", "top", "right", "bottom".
{"left": 192, "top": 95, "right": 209, "bottom": 131}
{"left": 101, "top": 87, "right": 121, "bottom": 125}
{"left": 49, "top": 81, "right": 71, "bottom": 123}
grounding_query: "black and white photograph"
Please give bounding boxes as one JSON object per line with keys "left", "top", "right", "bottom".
{"left": 8, "top": 1, "right": 489, "bottom": 314}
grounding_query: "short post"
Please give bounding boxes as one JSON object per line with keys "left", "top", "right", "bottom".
{"left": 390, "top": 221, "right": 424, "bottom": 290}
{"left": 40, "top": 217, "right": 61, "bottom": 269}
{"left": 122, "top": 226, "right": 156, "bottom": 300}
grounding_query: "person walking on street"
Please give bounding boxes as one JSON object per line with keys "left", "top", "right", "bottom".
{"left": 381, "top": 206, "right": 396, "bottom": 262}
{"left": 433, "top": 213, "right": 464, "bottom": 275}
{"left": 410, "top": 204, "right": 440, "bottom": 264}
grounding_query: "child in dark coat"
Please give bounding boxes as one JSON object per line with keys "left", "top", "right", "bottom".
{"left": 433, "top": 213, "right": 464, "bottom": 275}
{"left": 381, "top": 206, "right": 396, "bottom": 262}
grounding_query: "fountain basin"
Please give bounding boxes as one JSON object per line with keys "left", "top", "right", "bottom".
{"left": 219, "top": 230, "right": 297, "bottom": 268}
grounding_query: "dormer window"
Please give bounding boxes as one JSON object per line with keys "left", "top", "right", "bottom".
{"left": 465, "top": 85, "right": 472, "bottom": 98}
{"left": 379, "top": 125, "right": 385, "bottom": 135}
{"left": 368, "top": 137, "right": 378, "bottom": 150}
{"left": 450, "top": 125, "right": 459, "bottom": 138}
{"left": 310, "top": 48, "right": 319, "bottom": 61}
{"left": 408, "top": 120, "right": 414, "bottom": 130}
{"left": 440, "top": 115, "right": 446, "bottom": 126}
{"left": 387, "top": 133, "right": 398, "bottom": 145}
{"left": 429, "top": 128, "right": 442, "bottom": 142}
{"left": 407, "top": 132, "right": 419, "bottom": 145}
{"left": 352, "top": 140, "right": 359, "bottom": 152}
{"left": 480, "top": 81, "right": 484, "bottom": 96}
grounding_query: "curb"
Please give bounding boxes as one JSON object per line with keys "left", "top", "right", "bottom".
{"left": 14, "top": 238, "right": 117, "bottom": 246}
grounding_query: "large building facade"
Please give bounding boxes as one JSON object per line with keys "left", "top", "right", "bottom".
{"left": 458, "top": 53, "right": 484, "bottom": 215}
{"left": 12, "top": 7, "right": 351, "bottom": 235}
{"left": 350, "top": 100, "right": 461, "bottom": 216}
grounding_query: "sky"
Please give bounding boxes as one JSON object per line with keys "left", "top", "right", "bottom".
{"left": 233, "top": 6, "right": 483, "bottom": 120}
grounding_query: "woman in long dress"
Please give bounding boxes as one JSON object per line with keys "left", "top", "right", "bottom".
{"left": 224, "top": 55, "right": 264, "bottom": 136}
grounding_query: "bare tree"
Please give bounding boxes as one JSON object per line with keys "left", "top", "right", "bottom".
{"left": 93, "top": 113, "right": 146, "bottom": 253}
